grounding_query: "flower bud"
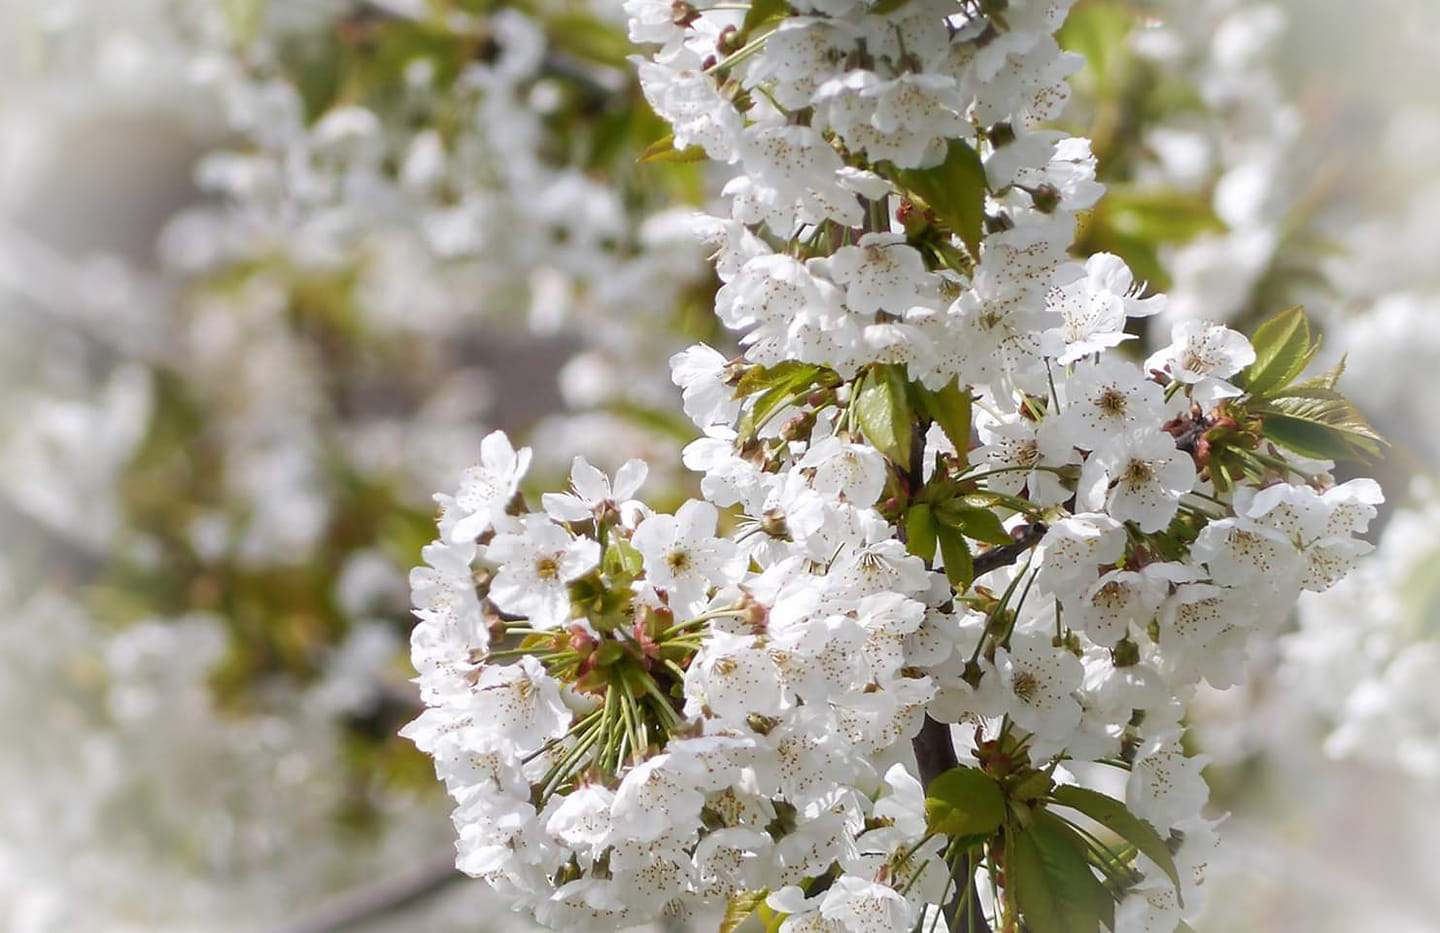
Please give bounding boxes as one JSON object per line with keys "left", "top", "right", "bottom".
{"left": 1029, "top": 183, "right": 1061, "bottom": 214}
{"left": 1111, "top": 637, "right": 1141, "bottom": 668}
{"left": 716, "top": 24, "right": 741, "bottom": 55}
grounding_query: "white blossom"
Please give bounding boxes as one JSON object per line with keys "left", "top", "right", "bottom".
{"left": 1078, "top": 429, "right": 1196, "bottom": 532}
{"left": 486, "top": 516, "right": 601, "bottom": 629}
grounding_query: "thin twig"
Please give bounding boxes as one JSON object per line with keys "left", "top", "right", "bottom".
{"left": 271, "top": 850, "right": 462, "bottom": 933}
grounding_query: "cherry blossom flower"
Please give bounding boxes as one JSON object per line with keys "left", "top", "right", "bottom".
{"left": 1078, "top": 429, "right": 1197, "bottom": 532}
{"left": 486, "top": 516, "right": 601, "bottom": 629}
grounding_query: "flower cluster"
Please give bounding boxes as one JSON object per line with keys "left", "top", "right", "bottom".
{"left": 401, "top": 1, "right": 1384, "bottom": 930}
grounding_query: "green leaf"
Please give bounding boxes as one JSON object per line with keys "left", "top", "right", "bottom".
{"left": 735, "top": 361, "right": 822, "bottom": 399}
{"left": 924, "top": 766, "right": 1005, "bottom": 838}
{"left": 741, "top": 0, "right": 790, "bottom": 36}
{"left": 1254, "top": 390, "right": 1387, "bottom": 462}
{"left": 1259, "top": 417, "right": 1365, "bottom": 462}
{"left": 937, "top": 505, "right": 1012, "bottom": 547}
{"left": 603, "top": 539, "right": 644, "bottom": 581}
{"left": 912, "top": 379, "right": 972, "bottom": 465}
{"left": 720, "top": 890, "right": 769, "bottom": 933}
{"left": 894, "top": 140, "right": 988, "bottom": 257}
{"left": 936, "top": 524, "right": 974, "bottom": 591}
{"left": 1049, "top": 784, "right": 1181, "bottom": 896}
{"left": 956, "top": 488, "right": 1042, "bottom": 517}
{"left": 1012, "top": 810, "right": 1116, "bottom": 933}
{"left": 638, "top": 133, "right": 709, "bottom": 164}
{"left": 853, "top": 365, "right": 913, "bottom": 466}
{"left": 905, "top": 505, "right": 938, "bottom": 564}
{"left": 1241, "top": 306, "right": 1319, "bottom": 398}
{"left": 1291, "top": 354, "right": 1346, "bottom": 392}
{"left": 867, "top": 0, "right": 912, "bottom": 13}
{"left": 744, "top": 363, "right": 825, "bottom": 431}
{"left": 1009, "top": 770, "right": 1054, "bottom": 803}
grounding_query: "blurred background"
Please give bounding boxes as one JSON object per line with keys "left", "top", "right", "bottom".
{"left": 2, "top": 0, "right": 1438, "bottom": 929}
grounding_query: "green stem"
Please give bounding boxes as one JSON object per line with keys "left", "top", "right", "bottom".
{"left": 704, "top": 26, "right": 779, "bottom": 74}
{"left": 540, "top": 724, "right": 604, "bottom": 797}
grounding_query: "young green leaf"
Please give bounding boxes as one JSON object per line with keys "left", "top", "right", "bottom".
{"left": 1011, "top": 810, "right": 1116, "bottom": 933}
{"left": 905, "top": 504, "right": 938, "bottom": 564}
{"left": 937, "top": 505, "right": 1012, "bottom": 547}
{"left": 741, "top": 0, "right": 790, "bottom": 35}
{"left": 1254, "top": 390, "right": 1386, "bottom": 462}
{"left": 1290, "top": 354, "right": 1346, "bottom": 392}
{"left": 734, "top": 361, "right": 822, "bottom": 399}
{"left": 603, "top": 538, "right": 645, "bottom": 582}
{"left": 924, "top": 766, "right": 1005, "bottom": 837}
{"left": 720, "top": 890, "right": 769, "bottom": 933}
{"left": 853, "top": 365, "right": 913, "bottom": 466}
{"left": 936, "top": 524, "right": 974, "bottom": 590}
{"left": 894, "top": 140, "right": 988, "bottom": 257}
{"left": 1049, "top": 784, "right": 1182, "bottom": 896}
{"left": 744, "top": 364, "right": 825, "bottom": 430}
{"left": 911, "top": 379, "right": 973, "bottom": 465}
{"left": 1241, "top": 306, "right": 1318, "bottom": 398}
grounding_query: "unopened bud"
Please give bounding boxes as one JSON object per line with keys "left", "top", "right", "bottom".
{"left": 1029, "top": 183, "right": 1061, "bottom": 214}
{"left": 650, "top": 603, "right": 675, "bottom": 630}
{"left": 1111, "top": 637, "right": 1141, "bottom": 668}
{"left": 806, "top": 387, "right": 835, "bottom": 408}
{"left": 568, "top": 626, "right": 596, "bottom": 656}
{"left": 781, "top": 410, "right": 817, "bottom": 441}
{"left": 671, "top": 0, "right": 700, "bottom": 25}
{"left": 746, "top": 713, "right": 779, "bottom": 735}
{"left": 984, "top": 211, "right": 1014, "bottom": 234}
{"left": 760, "top": 508, "right": 789, "bottom": 538}
{"left": 716, "top": 24, "right": 741, "bottom": 55}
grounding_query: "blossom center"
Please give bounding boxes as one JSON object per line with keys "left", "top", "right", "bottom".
{"left": 1179, "top": 346, "right": 1214, "bottom": 374}
{"left": 1120, "top": 458, "right": 1155, "bottom": 486}
{"left": 1093, "top": 580, "right": 1128, "bottom": 608}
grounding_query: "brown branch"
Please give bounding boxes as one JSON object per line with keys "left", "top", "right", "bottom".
{"left": 972, "top": 522, "right": 1047, "bottom": 579}
{"left": 271, "top": 850, "right": 462, "bottom": 933}
{"left": 912, "top": 717, "right": 991, "bottom": 933}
